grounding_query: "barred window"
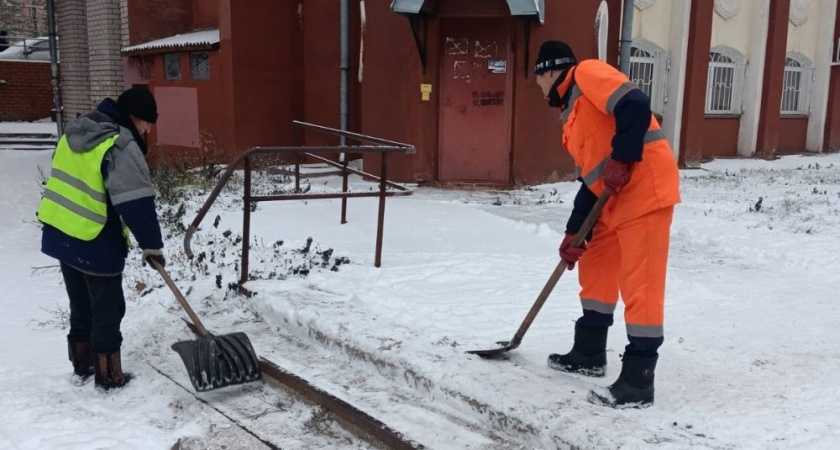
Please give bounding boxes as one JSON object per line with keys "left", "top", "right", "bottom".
{"left": 629, "top": 39, "right": 668, "bottom": 115}
{"left": 190, "top": 51, "right": 210, "bottom": 80}
{"left": 781, "top": 53, "right": 813, "bottom": 115}
{"left": 164, "top": 53, "right": 181, "bottom": 81}
{"left": 706, "top": 46, "right": 746, "bottom": 115}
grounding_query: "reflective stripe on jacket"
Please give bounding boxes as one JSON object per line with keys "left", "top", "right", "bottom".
{"left": 559, "top": 59, "right": 681, "bottom": 225}
{"left": 38, "top": 135, "right": 119, "bottom": 241}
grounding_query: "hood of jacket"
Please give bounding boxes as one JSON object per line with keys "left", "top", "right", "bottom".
{"left": 63, "top": 98, "right": 147, "bottom": 154}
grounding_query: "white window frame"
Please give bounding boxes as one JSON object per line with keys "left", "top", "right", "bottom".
{"left": 781, "top": 52, "right": 813, "bottom": 116}
{"left": 629, "top": 39, "right": 668, "bottom": 115}
{"left": 705, "top": 46, "right": 746, "bottom": 115}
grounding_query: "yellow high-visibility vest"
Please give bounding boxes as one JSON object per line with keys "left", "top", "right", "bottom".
{"left": 37, "top": 134, "right": 121, "bottom": 241}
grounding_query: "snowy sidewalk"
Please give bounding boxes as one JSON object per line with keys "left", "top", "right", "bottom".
{"left": 161, "top": 153, "right": 840, "bottom": 449}
{"left": 2, "top": 143, "right": 839, "bottom": 449}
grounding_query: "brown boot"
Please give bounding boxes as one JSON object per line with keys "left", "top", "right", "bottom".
{"left": 68, "top": 339, "right": 95, "bottom": 378}
{"left": 95, "top": 351, "right": 131, "bottom": 390}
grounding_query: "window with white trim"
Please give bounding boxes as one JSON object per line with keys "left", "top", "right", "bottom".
{"left": 706, "top": 46, "right": 746, "bottom": 115}
{"left": 781, "top": 52, "right": 813, "bottom": 115}
{"left": 629, "top": 39, "right": 668, "bottom": 115}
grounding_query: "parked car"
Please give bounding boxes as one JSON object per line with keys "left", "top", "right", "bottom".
{"left": 0, "top": 37, "right": 58, "bottom": 62}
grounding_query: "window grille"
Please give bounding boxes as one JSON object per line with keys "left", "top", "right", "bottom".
{"left": 190, "top": 51, "right": 210, "bottom": 80}
{"left": 706, "top": 46, "right": 746, "bottom": 115}
{"left": 164, "top": 53, "right": 181, "bottom": 81}
{"left": 629, "top": 39, "right": 667, "bottom": 115}
{"left": 781, "top": 53, "right": 813, "bottom": 115}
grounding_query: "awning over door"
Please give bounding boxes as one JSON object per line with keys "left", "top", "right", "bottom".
{"left": 506, "top": 0, "right": 544, "bottom": 24}
{"left": 390, "top": 0, "right": 545, "bottom": 24}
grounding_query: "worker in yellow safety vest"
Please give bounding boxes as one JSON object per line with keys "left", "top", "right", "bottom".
{"left": 37, "top": 88, "right": 166, "bottom": 390}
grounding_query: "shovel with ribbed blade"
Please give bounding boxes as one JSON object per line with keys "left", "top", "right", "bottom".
{"left": 152, "top": 260, "right": 261, "bottom": 392}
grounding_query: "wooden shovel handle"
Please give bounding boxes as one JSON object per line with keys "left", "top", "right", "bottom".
{"left": 151, "top": 259, "right": 210, "bottom": 337}
{"left": 511, "top": 190, "right": 611, "bottom": 342}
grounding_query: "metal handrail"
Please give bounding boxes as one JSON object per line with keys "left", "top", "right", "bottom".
{"left": 183, "top": 121, "right": 415, "bottom": 286}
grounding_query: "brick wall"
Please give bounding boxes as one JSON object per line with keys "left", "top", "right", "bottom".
{"left": 120, "top": 0, "right": 129, "bottom": 47}
{"left": 0, "top": 60, "right": 54, "bottom": 121}
{"left": 86, "top": 0, "right": 123, "bottom": 104}
{"left": 0, "top": 0, "right": 48, "bottom": 37}
{"left": 56, "top": 0, "right": 91, "bottom": 119}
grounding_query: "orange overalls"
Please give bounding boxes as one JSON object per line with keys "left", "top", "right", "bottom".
{"left": 557, "top": 59, "right": 681, "bottom": 339}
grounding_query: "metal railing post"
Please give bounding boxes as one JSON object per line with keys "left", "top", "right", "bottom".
{"left": 241, "top": 156, "right": 252, "bottom": 284}
{"left": 375, "top": 153, "right": 388, "bottom": 268}
{"left": 341, "top": 160, "right": 349, "bottom": 224}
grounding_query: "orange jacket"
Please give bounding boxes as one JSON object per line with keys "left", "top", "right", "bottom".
{"left": 557, "top": 59, "right": 681, "bottom": 226}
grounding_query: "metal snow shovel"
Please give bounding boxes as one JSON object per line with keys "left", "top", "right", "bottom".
{"left": 151, "top": 260, "right": 261, "bottom": 392}
{"left": 466, "top": 191, "right": 611, "bottom": 359}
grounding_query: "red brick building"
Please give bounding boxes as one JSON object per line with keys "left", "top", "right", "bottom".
{"left": 121, "top": 0, "right": 840, "bottom": 185}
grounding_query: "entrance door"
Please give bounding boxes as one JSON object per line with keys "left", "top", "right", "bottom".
{"left": 439, "top": 19, "right": 512, "bottom": 183}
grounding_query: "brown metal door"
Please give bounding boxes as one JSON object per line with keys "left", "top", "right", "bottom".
{"left": 439, "top": 19, "right": 512, "bottom": 183}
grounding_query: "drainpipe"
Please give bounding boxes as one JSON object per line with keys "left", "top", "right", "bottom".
{"left": 340, "top": 0, "right": 349, "bottom": 154}
{"left": 46, "top": 0, "right": 63, "bottom": 136}
{"left": 340, "top": 0, "right": 350, "bottom": 223}
{"left": 618, "top": 0, "right": 634, "bottom": 75}
{"left": 358, "top": 0, "right": 366, "bottom": 83}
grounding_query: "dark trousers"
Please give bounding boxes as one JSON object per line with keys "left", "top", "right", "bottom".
{"left": 60, "top": 262, "right": 126, "bottom": 354}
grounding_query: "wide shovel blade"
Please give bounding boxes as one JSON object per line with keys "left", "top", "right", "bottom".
{"left": 466, "top": 338, "right": 521, "bottom": 359}
{"left": 171, "top": 332, "right": 261, "bottom": 392}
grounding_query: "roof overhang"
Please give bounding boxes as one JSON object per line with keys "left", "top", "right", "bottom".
{"left": 121, "top": 28, "right": 220, "bottom": 56}
{"left": 390, "top": 0, "right": 544, "bottom": 24}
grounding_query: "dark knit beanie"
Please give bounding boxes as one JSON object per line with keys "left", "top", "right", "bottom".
{"left": 534, "top": 40, "right": 577, "bottom": 75}
{"left": 116, "top": 87, "right": 158, "bottom": 124}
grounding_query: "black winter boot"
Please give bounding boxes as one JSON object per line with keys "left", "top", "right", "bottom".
{"left": 95, "top": 351, "right": 131, "bottom": 390}
{"left": 547, "top": 325, "right": 608, "bottom": 377}
{"left": 589, "top": 354, "right": 657, "bottom": 408}
{"left": 68, "top": 339, "right": 95, "bottom": 379}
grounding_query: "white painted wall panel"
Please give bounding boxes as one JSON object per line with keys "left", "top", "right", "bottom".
{"left": 633, "top": 0, "right": 673, "bottom": 52}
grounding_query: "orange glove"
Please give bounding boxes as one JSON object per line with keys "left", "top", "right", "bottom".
{"left": 603, "top": 159, "right": 631, "bottom": 195}
{"left": 559, "top": 233, "right": 587, "bottom": 270}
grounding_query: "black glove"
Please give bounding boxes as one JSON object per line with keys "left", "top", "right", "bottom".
{"left": 142, "top": 249, "right": 166, "bottom": 268}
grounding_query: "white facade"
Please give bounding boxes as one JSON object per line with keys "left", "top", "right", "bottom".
{"left": 629, "top": 0, "right": 837, "bottom": 158}
{"left": 632, "top": 0, "right": 691, "bottom": 160}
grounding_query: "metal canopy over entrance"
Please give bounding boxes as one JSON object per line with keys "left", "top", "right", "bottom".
{"left": 390, "top": 0, "right": 544, "bottom": 23}
{"left": 390, "top": 0, "right": 544, "bottom": 75}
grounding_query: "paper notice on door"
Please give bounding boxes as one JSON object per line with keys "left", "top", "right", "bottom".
{"left": 488, "top": 60, "right": 506, "bottom": 74}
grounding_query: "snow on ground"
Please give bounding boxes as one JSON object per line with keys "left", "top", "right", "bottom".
{"left": 0, "top": 119, "right": 57, "bottom": 135}
{"left": 1, "top": 124, "right": 839, "bottom": 449}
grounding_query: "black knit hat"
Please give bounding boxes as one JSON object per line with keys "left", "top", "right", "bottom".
{"left": 534, "top": 40, "right": 577, "bottom": 75}
{"left": 116, "top": 87, "right": 158, "bottom": 124}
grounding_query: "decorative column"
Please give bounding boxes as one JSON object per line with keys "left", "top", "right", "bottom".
{"left": 755, "top": 0, "right": 791, "bottom": 159}
{"left": 678, "top": 0, "right": 714, "bottom": 167}
{"left": 807, "top": 0, "right": 838, "bottom": 152}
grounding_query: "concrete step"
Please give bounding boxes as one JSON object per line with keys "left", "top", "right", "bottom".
{"left": 0, "top": 132, "right": 57, "bottom": 139}
{"left": 0, "top": 132, "right": 57, "bottom": 147}
{"left": 0, "top": 139, "right": 57, "bottom": 146}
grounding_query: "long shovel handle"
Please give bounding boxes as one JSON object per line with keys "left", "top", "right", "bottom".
{"left": 151, "top": 259, "right": 210, "bottom": 337}
{"left": 508, "top": 190, "right": 611, "bottom": 345}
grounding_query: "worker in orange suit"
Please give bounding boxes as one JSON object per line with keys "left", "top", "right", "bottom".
{"left": 533, "top": 40, "right": 681, "bottom": 408}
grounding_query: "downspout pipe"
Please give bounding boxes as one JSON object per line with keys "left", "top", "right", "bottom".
{"left": 46, "top": 0, "right": 63, "bottom": 136}
{"left": 340, "top": 0, "right": 349, "bottom": 156}
{"left": 618, "top": 0, "right": 634, "bottom": 75}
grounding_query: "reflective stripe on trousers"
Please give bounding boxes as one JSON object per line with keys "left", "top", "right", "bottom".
{"left": 577, "top": 206, "right": 674, "bottom": 338}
